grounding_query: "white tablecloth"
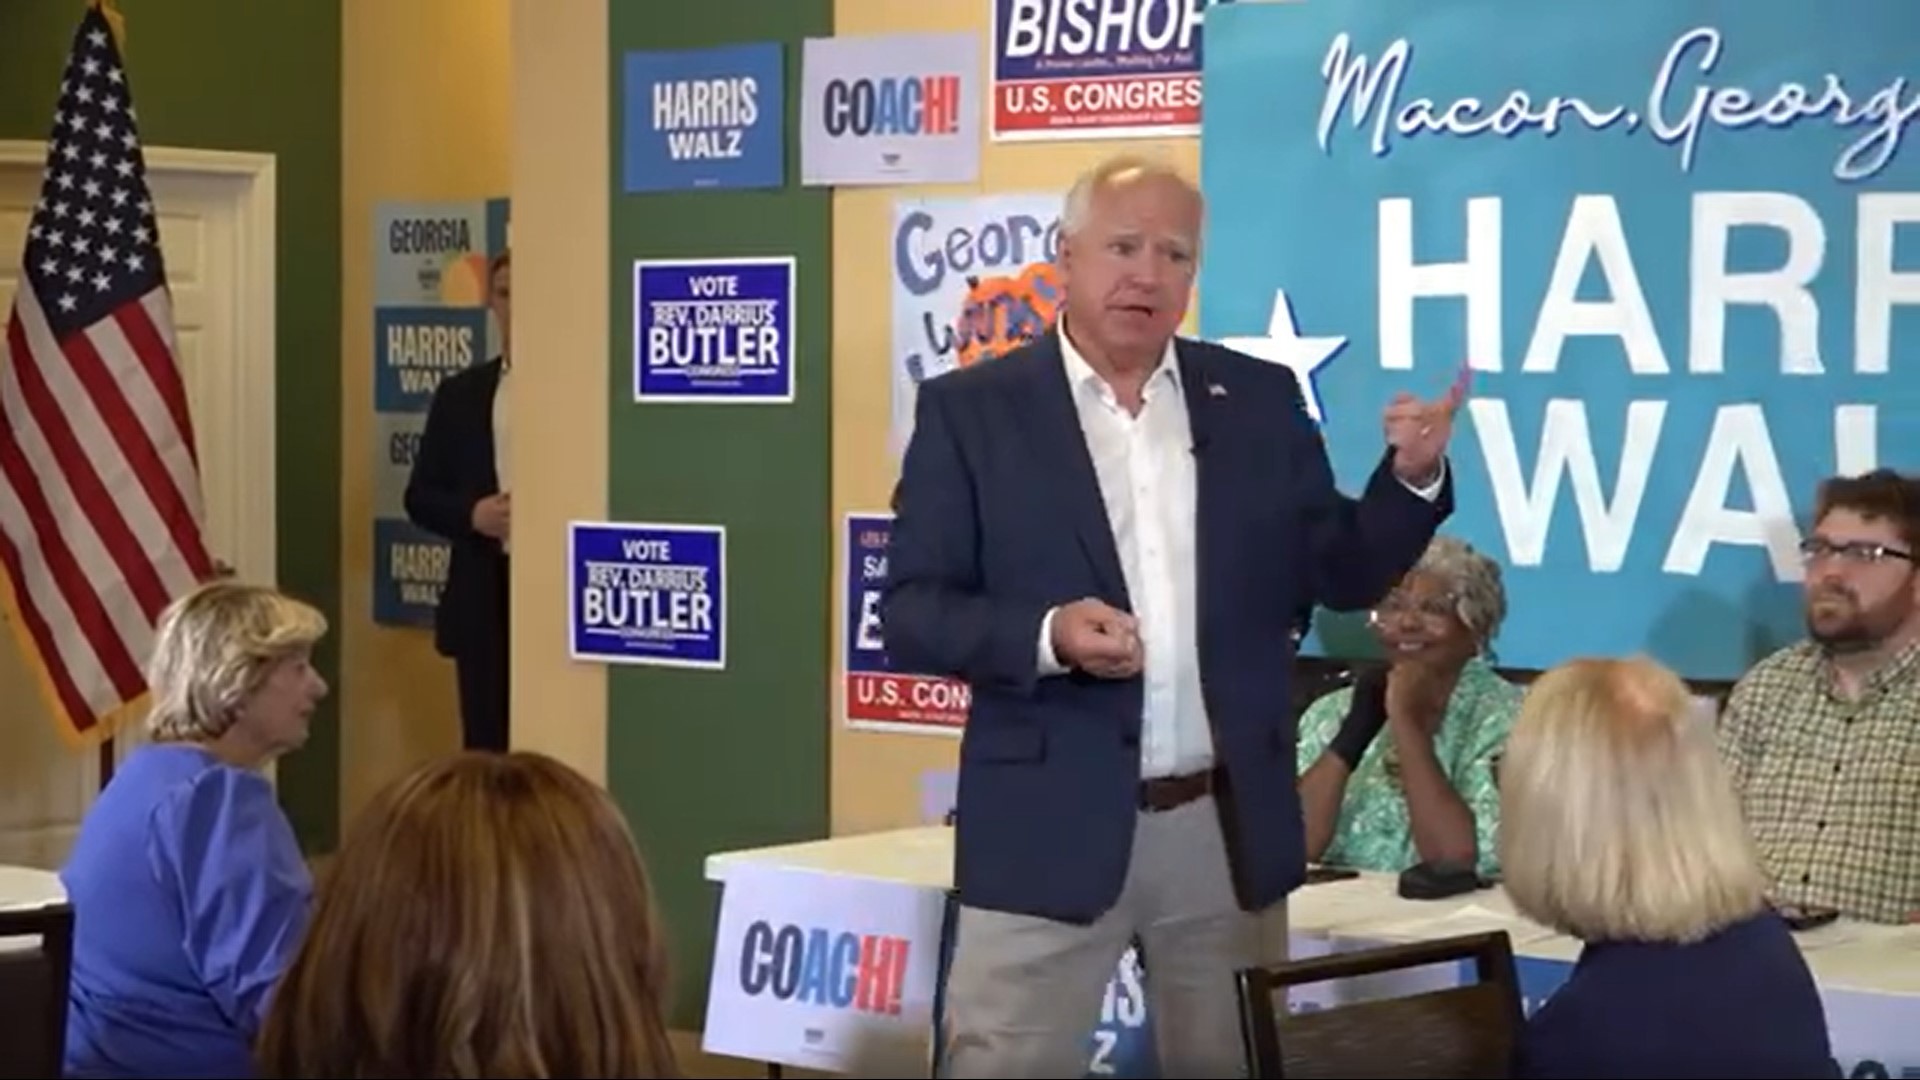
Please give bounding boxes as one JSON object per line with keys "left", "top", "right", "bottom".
{"left": 0, "top": 864, "right": 66, "bottom": 957}
{"left": 0, "top": 865, "right": 65, "bottom": 913}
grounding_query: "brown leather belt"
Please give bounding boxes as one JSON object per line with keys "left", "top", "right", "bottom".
{"left": 1139, "top": 768, "right": 1217, "bottom": 812}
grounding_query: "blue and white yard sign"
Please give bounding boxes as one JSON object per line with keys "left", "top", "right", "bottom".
{"left": 929, "top": 936, "right": 1156, "bottom": 1078}
{"left": 623, "top": 42, "right": 785, "bottom": 192}
{"left": 1086, "top": 946, "right": 1155, "bottom": 1078}
{"left": 369, "top": 197, "right": 509, "bottom": 628}
{"left": 568, "top": 521, "right": 726, "bottom": 669}
{"left": 1200, "top": 2, "right": 1920, "bottom": 680}
{"left": 634, "top": 257, "right": 796, "bottom": 403}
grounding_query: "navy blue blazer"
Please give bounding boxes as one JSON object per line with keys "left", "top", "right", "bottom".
{"left": 881, "top": 331, "right": 1450, "bottom": 923}
{"left": 404, "top": 357, "right": 507, "bottom": 659}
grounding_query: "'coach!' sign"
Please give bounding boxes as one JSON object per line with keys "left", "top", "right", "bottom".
{"left": 1201, "top": 2, "right": 1920, "bottom": 680}
{"left": 704, "top": 864, "right": 946, "bottom": 1076}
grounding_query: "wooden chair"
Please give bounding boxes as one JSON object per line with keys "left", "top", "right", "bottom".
{"left": 0, "top": 902, "right": 74, "bottom": 1079}
{"left": 1236, "top": 931, "right": 1524, "bottom": 1079}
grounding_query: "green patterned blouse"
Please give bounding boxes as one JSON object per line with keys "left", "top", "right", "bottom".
{"left": 1295, "top": 656, "right": 1522, "bottom": 877}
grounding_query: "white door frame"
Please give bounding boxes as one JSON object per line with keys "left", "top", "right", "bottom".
{"left": 0, "top": 141, "right": 278, "bottom": 589}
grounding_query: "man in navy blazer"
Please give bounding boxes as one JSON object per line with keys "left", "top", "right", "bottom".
{"left": 883, "top": 156, "right": 1459, "bottom": 1077}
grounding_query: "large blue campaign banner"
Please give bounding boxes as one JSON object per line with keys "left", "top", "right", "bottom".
{"left": 623, "top": 42, "right": 785, "bottom": 192}
{"left": 370, "top": 198, "right": 509, "bottom": 628}
{"left": 1200, "top": 2, "right": 1920, "bottom": 680}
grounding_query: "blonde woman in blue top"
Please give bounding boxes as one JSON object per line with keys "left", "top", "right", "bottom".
{"left": 1501, "top": 657, "right": 1834, "bottom": 1078}
{"left": 61, "top": 581, "right": 326, "bottom": 1078}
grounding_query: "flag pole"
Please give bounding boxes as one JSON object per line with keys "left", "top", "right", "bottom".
{"left": 91, "top": 0, "right": 124, "bottom": 792}
{"left": 89, "top": 0, "right": 126, "bottom": 49}
{"left": 3, "top": 0, "right": 206, "bottom": 771}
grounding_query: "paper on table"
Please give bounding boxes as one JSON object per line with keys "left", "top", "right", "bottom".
{"left": 1354, "top": 902, "right": 1560, "bottom": 946}
{"left": 1288, "top": 878, "right": 1412, "bottom": 932}
{"left": 1790, "top": 922, "right": 1862, "bottom": 951}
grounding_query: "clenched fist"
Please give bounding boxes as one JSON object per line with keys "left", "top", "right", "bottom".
{"left": 1051, "top": 597, "right": 1143, "bottom": 679}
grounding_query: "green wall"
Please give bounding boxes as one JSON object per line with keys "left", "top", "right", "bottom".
{"left": 607, "top": 0, "right": 834, "bottom": 1027}
{"left": 0, "top": 0, "right": 343, "bottom": 851}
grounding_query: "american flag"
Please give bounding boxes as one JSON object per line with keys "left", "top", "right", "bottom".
{"left": 1, "top": 5, "right": 214, "bottom": 745}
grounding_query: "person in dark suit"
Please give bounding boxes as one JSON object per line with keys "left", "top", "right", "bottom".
{"left": 405, "top": 249, "right": 511, "bottom": 752}
{"left": 883, "top": 155, "right": 1460, "bottom": 1077}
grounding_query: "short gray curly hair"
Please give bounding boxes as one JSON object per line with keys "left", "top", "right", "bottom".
{"left": 1411, "top": 534, "right": 1507, "bottom": 649}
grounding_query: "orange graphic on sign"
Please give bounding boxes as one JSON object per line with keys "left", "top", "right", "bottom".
{"left": 952, "top": 262, "right": 1063, "bottom": 368}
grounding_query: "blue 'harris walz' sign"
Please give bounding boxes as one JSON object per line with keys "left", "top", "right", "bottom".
{"left": 623, "top": 41, "right": 784, "bottom": 192}
{"left": 567, "top": 521, "right": 726, "bottom": 670}
{"left": 1200, "top": 0, "right": 1920, "bottom": 681}
{"left": 931, "top": 933, "right": 1155, "bottom": 1077}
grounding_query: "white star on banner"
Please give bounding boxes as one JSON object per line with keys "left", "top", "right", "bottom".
{"left": 1215, "top": 289, "right": 1347, "bottom": 422}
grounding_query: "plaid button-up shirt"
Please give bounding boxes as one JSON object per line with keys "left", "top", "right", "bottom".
{"left": 1718, "top": 639, "right": 1920, "bottom": 924}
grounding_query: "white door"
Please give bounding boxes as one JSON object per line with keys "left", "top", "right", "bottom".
{"left": 0, "top": 143, "right": 277, "bottom": 870}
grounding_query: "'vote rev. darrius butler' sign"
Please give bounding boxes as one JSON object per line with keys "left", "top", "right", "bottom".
{"left": 568, "top": 521, "right": 726, "bottom": 670}
{"left": 633, "top": 256, "right": 796, "bottom": 404}
{"left": 1200, "top": 1, "right": 1920, "bottom": 681}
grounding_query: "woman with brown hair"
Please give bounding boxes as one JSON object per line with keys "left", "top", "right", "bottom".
{"left": 256, "top": 752, "right": 678, "bottom": 1078}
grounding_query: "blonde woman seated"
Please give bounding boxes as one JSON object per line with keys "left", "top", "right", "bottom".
{"left": 1296, "top": 536, "right": 1519, "bottom": 881}
{"left": 1502, "top": 657, "right": 1835, "bottom": 1079}
{"left": 61, "top": 582, "right": 327, "bottom": 1078}
{"left": 257, "top": 751, "right": 678, "bottom": 1078}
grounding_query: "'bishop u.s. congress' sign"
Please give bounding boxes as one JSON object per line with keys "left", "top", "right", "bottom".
{"left": 1199, "top": 1, "right": 1920, "bottom": 680}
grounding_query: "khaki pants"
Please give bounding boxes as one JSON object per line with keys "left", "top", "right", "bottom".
{"left": 940, "top": 797, "right": 1286, "bottom": 1079}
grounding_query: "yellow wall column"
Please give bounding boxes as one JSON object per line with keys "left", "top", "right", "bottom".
{"left": 338, "top": 0, "right": 512, "bottom": 822}
{"left": 506, "top": 0, "right": 608, "bottom": 782}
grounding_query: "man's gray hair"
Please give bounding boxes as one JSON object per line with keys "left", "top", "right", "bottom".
{"left": 1413, "top": 534, "right": 1508, "bottom": 649}
{"left": 1060, "top": 153, "right": 1201, "bottom": 237}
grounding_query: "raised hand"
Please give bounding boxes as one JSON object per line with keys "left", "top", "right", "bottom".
{"left": 1383, "top": 364, "right": 1470, "bottom": 484}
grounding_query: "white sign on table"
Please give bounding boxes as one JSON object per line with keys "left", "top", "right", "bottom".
{"left": 705, "top": 861, "right": 946, "bottom": 1075}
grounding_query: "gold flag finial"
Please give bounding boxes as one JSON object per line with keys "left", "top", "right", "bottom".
{"left": 90, "top": 0, "right": 126, "bottom": 51}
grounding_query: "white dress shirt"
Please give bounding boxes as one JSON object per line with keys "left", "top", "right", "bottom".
{"left": 1036, "top": 325, "right": 1444, "bottom": 780}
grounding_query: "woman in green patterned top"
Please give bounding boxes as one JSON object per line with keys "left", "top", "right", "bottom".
{"left": 1296, "top": 535, "right": 1521, "bottom": 877}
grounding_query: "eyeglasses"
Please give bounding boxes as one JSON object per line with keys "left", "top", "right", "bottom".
{"left": 1368, "top": 592, "right": 1457, "bottom": 624}
{"left": 1798, "top": 537, "right": 1915, "bottom": 566}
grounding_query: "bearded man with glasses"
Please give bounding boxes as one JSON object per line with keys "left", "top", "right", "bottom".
{"left": 1718, "top": 468, "right": 1920, "bottom": 924}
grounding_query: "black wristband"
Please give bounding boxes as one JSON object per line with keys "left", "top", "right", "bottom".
{"left": 1327, "top": 668, "right": 1390, "bottom": 770}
